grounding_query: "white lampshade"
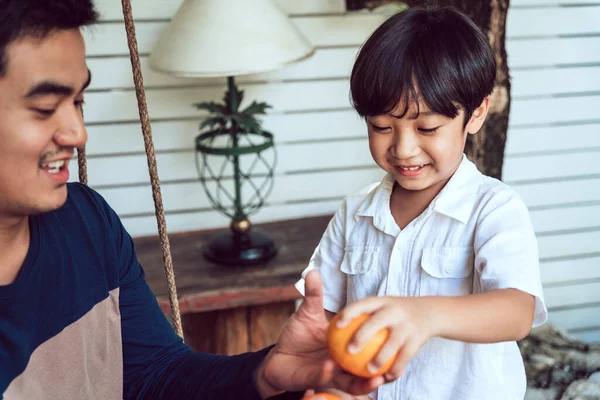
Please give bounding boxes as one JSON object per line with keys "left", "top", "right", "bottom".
{"left": 149, "top": 0, "right": 315, "bottom": 78}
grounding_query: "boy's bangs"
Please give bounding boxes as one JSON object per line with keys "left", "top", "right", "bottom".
{"left": 351, "top": 40, "right": 461, "bottom": 120}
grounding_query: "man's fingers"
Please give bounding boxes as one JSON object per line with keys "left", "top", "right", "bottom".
{"left": 299, "top": 270, "right": 325, "bottom": 317}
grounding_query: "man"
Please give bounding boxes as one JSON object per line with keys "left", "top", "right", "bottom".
{"left": 0, "top": 1, "right": 383, "bottom": 398}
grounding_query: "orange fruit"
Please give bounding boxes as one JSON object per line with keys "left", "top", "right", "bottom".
{"left": 302, "top": 393, "right": 342, "bottom": 400}
{"left": 326, "top": 313, "right": 395, "bottom": 378}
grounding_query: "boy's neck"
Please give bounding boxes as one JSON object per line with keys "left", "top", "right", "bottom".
{"left": 390, "top": 178, "right": 449, "bottom": 230}
{"left": 0, "top": 215, "right": 31, "bottom": 285}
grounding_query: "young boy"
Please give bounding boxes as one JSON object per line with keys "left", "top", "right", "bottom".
{"left": 296, "top": 6, "right": 547, "bottom": 400}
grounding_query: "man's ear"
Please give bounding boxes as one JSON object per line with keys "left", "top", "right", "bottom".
{"left": 466, "top": 96, "right": 490, "bottom": 135}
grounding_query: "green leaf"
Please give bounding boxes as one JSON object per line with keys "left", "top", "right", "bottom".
{"left": 194, "top": 101, "right": 226, "bottom": 114}
{"left": 232, "top": 114, "right": 261, "bottom": 132}
{"left": 241, "top": 101, "right": 272, "bottom": 116}
{"left": 200, "top": 116, "right": 226, "bottom": 130}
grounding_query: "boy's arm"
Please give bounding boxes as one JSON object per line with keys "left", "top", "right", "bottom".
{"left": 421, "top": 289, "right": 535, "bottom": 343}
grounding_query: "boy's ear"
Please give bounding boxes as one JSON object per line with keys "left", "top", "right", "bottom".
{"left": 466, "top": 96, "right": 490, "bottom": 135}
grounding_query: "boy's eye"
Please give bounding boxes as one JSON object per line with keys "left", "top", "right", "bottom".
{"left": 418, "top": 126, "right": 439, "bottom": 134}
{"left": 370, "top": 123, "right": 391, "bottom": 132}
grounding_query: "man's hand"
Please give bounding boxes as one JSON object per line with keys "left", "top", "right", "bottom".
{"left": 255, "top": 270, "right": 384, "bottom": 398}
{"left": 303, "top": 388, "right": 373, "bottom": 399}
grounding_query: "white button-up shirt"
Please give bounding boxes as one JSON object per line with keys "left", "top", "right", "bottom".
{"left": 296, "top": 156, "right": 547, "bottom": 400}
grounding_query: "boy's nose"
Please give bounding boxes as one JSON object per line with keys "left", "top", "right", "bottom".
{"left": 392, "top": 132, "right": 419, "bottom": 159}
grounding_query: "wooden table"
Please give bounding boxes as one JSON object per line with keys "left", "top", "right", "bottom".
{"left": 135, "top": 215, "right": 331, "bottom": 355}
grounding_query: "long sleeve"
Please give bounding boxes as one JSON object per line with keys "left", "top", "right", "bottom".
{"left": 92, "top": 186, "right": 270, "bottom": 399}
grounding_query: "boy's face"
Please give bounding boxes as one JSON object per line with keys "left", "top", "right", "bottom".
{"left": 367, "top": 97, "right": 489, "bottom": 193}
{"left": 0, "top": 29, "right": 89, "bottom": 217}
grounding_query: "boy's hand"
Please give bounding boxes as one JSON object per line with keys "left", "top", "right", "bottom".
{"left": 255, "top": 270, "right": 384, "bottom": 398}
{"left": 335, "top": 296, "right": 437, "bottom": 382}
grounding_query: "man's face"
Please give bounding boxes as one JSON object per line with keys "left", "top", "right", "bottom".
{"left": 0, "top": 29, "right": 89, "bottom": 217}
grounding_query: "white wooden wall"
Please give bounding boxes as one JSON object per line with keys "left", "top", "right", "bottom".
{"left": 82, "top": 0, "right": 600, "bottom": 341}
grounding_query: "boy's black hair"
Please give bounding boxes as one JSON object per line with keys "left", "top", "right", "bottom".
{"left": 0, "top": 0, "right": 99, "bottom": 76}
{"left": 350, "top": 6, "right": 496, "bottom": 126}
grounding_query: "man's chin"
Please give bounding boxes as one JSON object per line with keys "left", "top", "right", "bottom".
{"left": 31, "top": 188, "right": 69, "bottom": 215}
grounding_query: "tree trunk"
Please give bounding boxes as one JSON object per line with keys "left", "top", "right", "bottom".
{"left": 347, "top": 0, "right": 511, "bottom": 180}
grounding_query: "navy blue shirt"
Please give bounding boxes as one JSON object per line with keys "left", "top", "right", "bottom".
{"left": 0, "top": 183, "right": 269, "bottom": 399}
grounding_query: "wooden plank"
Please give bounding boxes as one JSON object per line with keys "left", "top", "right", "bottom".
{"left": 85, "top": 116, "right": 599, "bottom": 158}
{"left": 83, "top": 16, "right": 385, "bottom": 57}
{"left": 571, "top": 328, "right": 600, "bottom": 343}
{"left": 83, "top": 82, "right": 600, "bottom": 125}
{"left": 544, "top": 281, "right": 600, "bottom": 309}
{"left": 87, "top": 48, "right": 357, "bottom": 91}
{"left": 505, "top": 123, "right": 600, "bottom": 155}
{"left": 84, "top": 110, "right": 365, "bottom": 155}
{"left": 83, "top": 9, "right": 600, "bottom": 57}
{"left": 503, "top": 150, "right": 600, "bottom": 183}
{"left": 538, "top": 231, "right": 600, "bottom": 260}
{"left": 88, "top": 54, "right": 600, "bottom": 94}
{"left": 510, "top": 95, "right": 600, "bottom": 127}
{"left": 182, "top": 308, "right": 249, "bottom": 355}
{"left": 507, "top": 36, "right": 600, "bottom": 68}
{"left": 507, "top": 6, "right": 600, "bottom": 37}
{"left": 549, "top": 304, "right": 600, "bottom": 331}
{"left": 530, "top": 204, "right": 600, "bottom": 234}
{"left": 511, "top": 66, "right": 600, "bottom": 97}
{"left": 121, "top": 198, "right": 340, "bottom": 237}
{"left": 93, "top": 168, "right": 383, "bottom": 217}
{"left": 249, "top": 302, "right": 296, "bottom": 351}
{"left": 541, "top": 257, "right": 600, "bottom": 285}
{"left": 95, "top": 0, "right": 347, "bottom": 21}
{"left": 78, "top": 139, "right": 372, "bottom": 187}
{"left": 514, "top": 178, "right": 600, "bottom": 208}
{"left": 83, "top": 80, "right": 352, "bottom": 124}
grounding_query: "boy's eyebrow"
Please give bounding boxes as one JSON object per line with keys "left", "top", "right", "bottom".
{"left": 390, "top": 110, "right": 437, "bottom": 120}
{"left": 24, "top": 69, "right": 92, "bottom": 99}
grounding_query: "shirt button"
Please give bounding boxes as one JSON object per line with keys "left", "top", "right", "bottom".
{"left": 444, "top": 267, "right": 452, "bottom": 274}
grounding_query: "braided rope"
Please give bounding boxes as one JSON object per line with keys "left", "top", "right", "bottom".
{"left": 77, "top": 104, "right": 88, "bottom": 185}
{"left": 120, "top": 0, "right": 183, "bottom": 339}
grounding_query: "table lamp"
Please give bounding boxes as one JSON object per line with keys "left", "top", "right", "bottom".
{"left": 149, "top": 0, "right": 315, "bottom": 265}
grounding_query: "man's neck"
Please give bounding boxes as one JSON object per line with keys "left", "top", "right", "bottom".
{"left": 0, "top": 216, "right": 31, "bottom": 286}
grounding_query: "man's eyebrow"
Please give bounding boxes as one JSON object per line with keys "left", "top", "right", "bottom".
{"left": 25, "top": 69, "right": 92, "bottom": 99}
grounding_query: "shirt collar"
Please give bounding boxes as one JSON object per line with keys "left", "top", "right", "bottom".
{"left": 431, "top": 155, "right": 482, "bottom": 224}
{"left": 356, "top": 155, "right": 482, "bottom": 229}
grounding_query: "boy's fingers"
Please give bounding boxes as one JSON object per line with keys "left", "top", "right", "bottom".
{"left": 336, "top": 297, "right": 385, "bottom": 328}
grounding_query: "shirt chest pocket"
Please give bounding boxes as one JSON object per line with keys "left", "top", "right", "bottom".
{"left": 340, "top": 246, "right": 381, "bottom": 300}
{"left": 420, "top": 247, "right": 474, "bottom": 296}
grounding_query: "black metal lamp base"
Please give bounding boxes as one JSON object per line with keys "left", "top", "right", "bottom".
{"left": 203, "top": 229, "right": 277, "bottom": 266}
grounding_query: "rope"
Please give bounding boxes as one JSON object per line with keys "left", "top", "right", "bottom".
{"left": 77, "top": 104, "right": 88, "bottom": 185}
{"left": 120, "top": 0, "right": 184, "bottom": 339}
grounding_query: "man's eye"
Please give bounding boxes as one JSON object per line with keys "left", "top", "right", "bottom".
{"left": 32, "top": 108, "right": 55, "bottom": 116}
{"left": 74, "top": 99, "right": 85, "bottom": 108}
